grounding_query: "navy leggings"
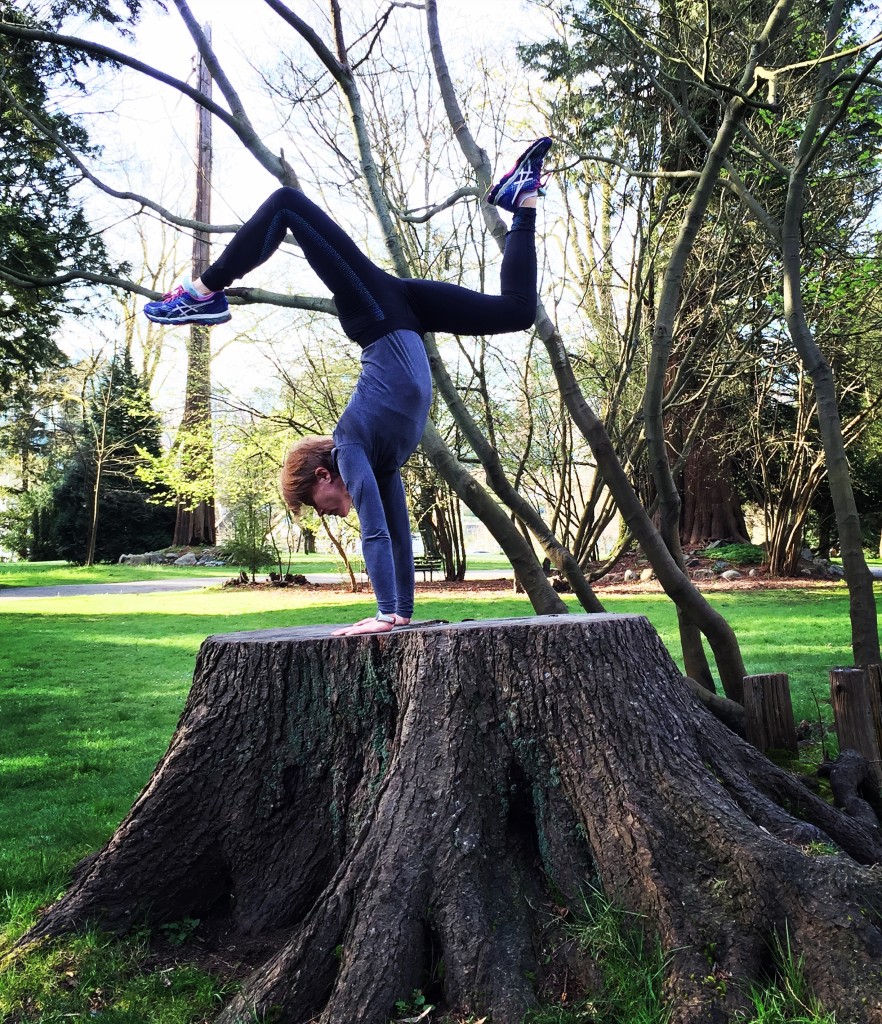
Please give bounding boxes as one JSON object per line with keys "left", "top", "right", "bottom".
{"left": 201, "top": 188, "right": 537, "bottom": 348}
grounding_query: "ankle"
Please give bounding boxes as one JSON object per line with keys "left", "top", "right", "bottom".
{"left": 184, "top": 275, "right": 213, "bottom": 298}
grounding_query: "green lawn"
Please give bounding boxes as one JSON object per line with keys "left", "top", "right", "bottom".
{"left": 0, "top": 583, "right": 874, "bottom": 1024}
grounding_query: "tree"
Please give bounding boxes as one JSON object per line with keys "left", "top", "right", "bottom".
{"left": 0, "top": 1, "right": 117, "bottom": 397}
{"left": 519, "top": 0, "right": 882, "bottom": 664}
{"left": 173, "top": 33, "right": 217, "bottom": 547}
{"left": 18, "top": 618, "right": 882, "bottom": 1024}
{"left": 217, "top": 412, "right": 293, "bottom": 581}
{"left": 0, "top": 373, "right": 74, "bottom": 558}
{"left": 49, "top": 349, "right": 174, "bottom": 564}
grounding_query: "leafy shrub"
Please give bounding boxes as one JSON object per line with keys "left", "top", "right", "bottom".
{"left": 702, "top": 543, "right": 765, "bottom": 565}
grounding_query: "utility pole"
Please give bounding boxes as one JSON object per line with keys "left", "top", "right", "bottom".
{"left": 174, "top": 25, "right": 216, "bottom": 546}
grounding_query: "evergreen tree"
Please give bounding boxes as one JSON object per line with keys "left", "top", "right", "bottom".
{"left": 0, "top": 1, "right": 120, "bottom": 400}
{"left": 49, "top": 351, "right": 174, "bottom": 563}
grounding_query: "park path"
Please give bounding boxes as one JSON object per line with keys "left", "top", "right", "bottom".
{"left": 0, "top": 569, "right": 517, "bottom": 602}
{"left": 0, "top": 577, "right": 224, "bottom": 600}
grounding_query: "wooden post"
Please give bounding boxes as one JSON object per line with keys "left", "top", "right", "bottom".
{"left": 829, "top": 666, "right": 882, "bottom": 787}
{"left": 742, "top": 673, "right": 798, "bottom": 755}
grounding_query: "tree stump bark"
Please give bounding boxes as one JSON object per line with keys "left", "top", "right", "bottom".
{"left": 742, "top": 672, "right": 798, "bottom": 755}
{"left": 830, "top": 666, "right": 882, "bottom": 787}
{"left": 22, "top": 616, "right": 882, "bottom": 1024}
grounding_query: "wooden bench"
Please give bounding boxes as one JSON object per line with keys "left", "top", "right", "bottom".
{"left": 413, "top": 557, "right": 443, "bottom": 581}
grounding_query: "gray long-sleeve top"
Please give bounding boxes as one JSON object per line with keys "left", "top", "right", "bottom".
{"left": 332, "top": 329, "right": 432, "bottom": 618}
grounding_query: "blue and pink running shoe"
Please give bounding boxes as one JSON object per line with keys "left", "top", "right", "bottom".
{"left": 144, "top": 283, "right": 231, "bottom": 326}
{"left": 485, "top": 136, "right": 553, "bottom": 212}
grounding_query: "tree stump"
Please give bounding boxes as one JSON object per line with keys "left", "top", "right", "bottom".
{"left": 742, "top": 672, "right": 798, "bottom": 755}
{"left": 22, "top": 615, "right": 882, "bottom": 1024}
{"left": 830, "top": 666, "right": 882, "bottom": 787}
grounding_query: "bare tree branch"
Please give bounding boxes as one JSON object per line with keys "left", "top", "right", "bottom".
{"left": 0, "top": 264, "right": 336, "bottom": 315}
{"left": 393, "top": 186, "right": 481, "bottom": 222}
{"left": 0, "top": 76, "right": 243, "bottom": 235}
{"left": 0, "top": 18, "right": 293, "bottom": 185}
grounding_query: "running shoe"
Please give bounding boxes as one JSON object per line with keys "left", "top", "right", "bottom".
{"left": 143, "top": 285, "right": 231, "bottom": 326}
{"left": 485, "top": 136, "right": 553, "bottom": 212}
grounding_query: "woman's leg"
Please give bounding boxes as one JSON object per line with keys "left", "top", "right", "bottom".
{"left": 146, "top": 187, "right": 407, "bottom": 335}
{"left": 401, "top": 205, "right": 537, "bottom": 337}
{"left": 200, "top": 188, "right": 397, "bottom": 330}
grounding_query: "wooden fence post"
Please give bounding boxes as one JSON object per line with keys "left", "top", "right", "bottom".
{"left": 742, "top": 673, "right": 798, "bottom": 755}
{"left": 829, "top": 666, "right": 882, "bottom": 787}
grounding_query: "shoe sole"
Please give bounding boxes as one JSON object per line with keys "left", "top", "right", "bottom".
{"left": 486, "top": 137, "right": 553, "bottom": 206}
{"left": 144, "top": 310, "right": 232, "bottom": 326}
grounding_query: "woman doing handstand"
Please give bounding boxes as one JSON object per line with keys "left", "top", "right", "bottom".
{"left": 145, "top": 137, "right": 552, "bottom": 635}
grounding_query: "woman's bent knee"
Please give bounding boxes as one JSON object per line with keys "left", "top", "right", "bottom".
{"left": 268, "top": 186, "right": 303, "bottom": 210}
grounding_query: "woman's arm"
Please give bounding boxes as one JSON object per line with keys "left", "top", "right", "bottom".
{"left": 329, "top": 444, "right": 400, "bottom": 636}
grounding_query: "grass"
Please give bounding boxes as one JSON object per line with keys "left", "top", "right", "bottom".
{"left": 700, "top": 542, "right": 766, "bottom": 564}
{"left": 525, "top": 893, "right": 837, "bottom": 1024}
{"left": 525, "top": 889, "right": 669, "bottom": 1024}
{"left": 0, "top": 888, "right": 233, "bottom": 1024}
{"left": 2, "top": 580, "right": 872, "bottom": 1022}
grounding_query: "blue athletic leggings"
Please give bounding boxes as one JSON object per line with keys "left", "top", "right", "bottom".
{"left": 201, "top": 188, "right": 537, "bottom": 348}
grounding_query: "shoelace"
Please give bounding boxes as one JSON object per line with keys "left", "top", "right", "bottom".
{"left": 161, "top": 285, "right": 187, "bottom": 301}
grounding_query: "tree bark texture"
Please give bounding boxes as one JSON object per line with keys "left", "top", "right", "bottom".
{"left": 780, "top": 0, "right": 882, "bottom": 666}
{"left": 830, "top": 666, "right": 882, "bottom": 788}
{"left": 742, "top": 673, "right": 798, "bottom": 755}
{"left": 23, "top": 617, "right": 882, "bottom": 1024}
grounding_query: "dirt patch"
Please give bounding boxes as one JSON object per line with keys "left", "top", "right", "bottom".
{"left": 222, "top": 552, "right": 863, "bottom": 599}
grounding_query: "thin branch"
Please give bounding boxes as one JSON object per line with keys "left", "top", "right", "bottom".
{"left": 392, "top": 186, "right": 481, "bottom": 223}
{"left": 0, "top": 76, "right": 242, "bottom": 234}
{"left": 260, "top": 0, "right": 346, "bottom": 84}
{"left": 734, "top": 121, "right": 792, "bottom": 176}
{"left": 774, "top": 29, "right": 882, "bottom": 77}
{"left": 0, "top": 19, "right": 292, "bottom": 184}
{"left": 223, "top": 286, "right": 336, "bottom": 313}
{"left": 0, "top": 264, "right": 337, "bottom": 315}
{"left": 802, "top": 43, "right": 882, "bottom": 171}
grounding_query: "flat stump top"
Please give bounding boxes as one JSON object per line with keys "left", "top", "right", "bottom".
{"left": 208, "top": 612, "right": 649, "bottom": 645}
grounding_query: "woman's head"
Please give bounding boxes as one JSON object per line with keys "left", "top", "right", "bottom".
{"left": 280, "top": 436, "right": 351, "bottom": 518}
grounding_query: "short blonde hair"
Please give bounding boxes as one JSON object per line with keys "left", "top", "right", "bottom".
{"left": 280, "top": 436, "right": 335, "bottom": 517}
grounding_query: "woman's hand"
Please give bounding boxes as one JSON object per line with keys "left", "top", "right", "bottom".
{"left": 330, "top": 614, "right": 411, "bottom": 637}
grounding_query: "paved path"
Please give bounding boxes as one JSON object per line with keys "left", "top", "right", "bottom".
{"left": 0, "top": 577, "right": 223, "bottom": 600}
{"left": 0, "top": 568, "right": 516, "bottom": 601}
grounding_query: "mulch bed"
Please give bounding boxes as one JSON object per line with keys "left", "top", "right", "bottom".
{"left": 225, "top": 552, "right": 862, "bottom": 597}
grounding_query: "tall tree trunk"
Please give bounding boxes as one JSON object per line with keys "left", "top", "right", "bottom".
{"left": 780, "top": 0, "right": 881, "bottom": 664}
{"left": 421, "top": 423, "right": 567, "bottom": 613}
{"left": 22, "top": 617, "right": 882, "bottom": 1024}
{"left": 425, "top": 0, "right": 752, "bottom": 699}
{"left": 174, "top": 31, "right": 215, "bottom": 547}
{"left": 84, "top": 459, "right": 102, "bottom": 567}
{"left": 680, "top": 439, "right": 750, "bottom": 547}
{"left": 642, "top": 0, "right": 794, "bottom": 690}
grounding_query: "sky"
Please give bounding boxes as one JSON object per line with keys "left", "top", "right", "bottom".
{"left": 57, "top": 0, "right": 550, "bottom": 423}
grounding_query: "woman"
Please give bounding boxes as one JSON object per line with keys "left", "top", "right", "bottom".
{"left": 145, "top": 137, "right": 552, "bottom": 635}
